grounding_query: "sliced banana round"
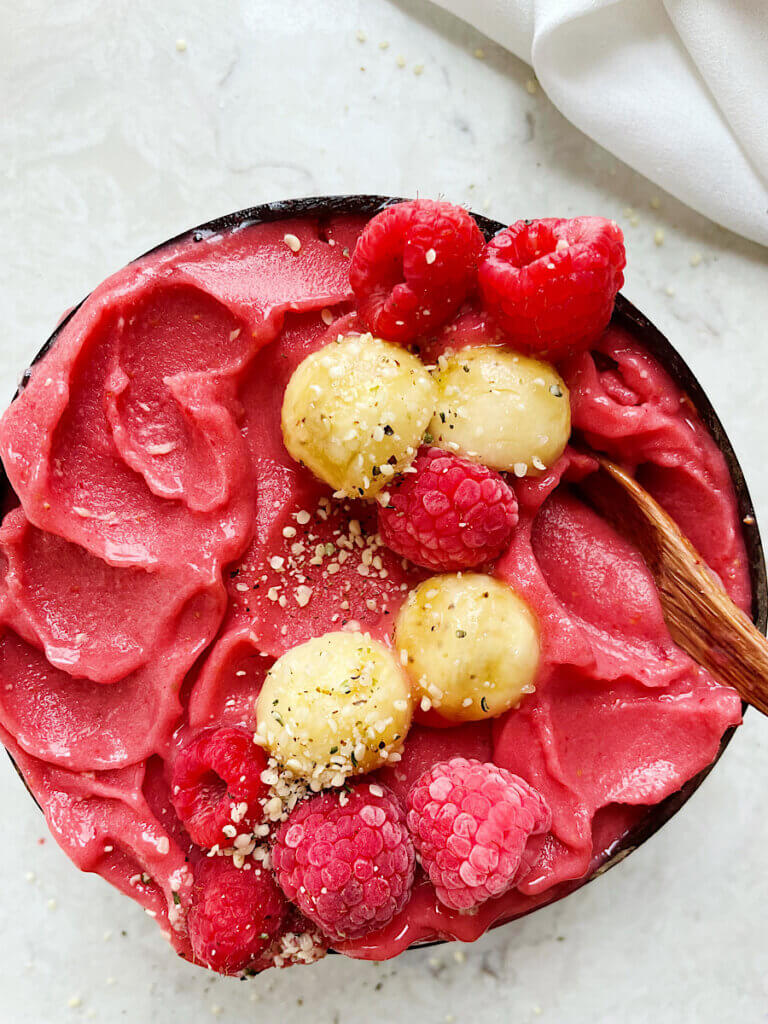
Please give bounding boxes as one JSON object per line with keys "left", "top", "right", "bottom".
{"left": 254, "top": 631, "right": 413, "bottom": 787}
{"left": 428, "top": 345, "right": 570, "bottom": 476}
{"left": 281, "top": 333, "right": 437, "bottom": 499}
{"left": 394, "top": 573, "right": 540, "bottom": 723}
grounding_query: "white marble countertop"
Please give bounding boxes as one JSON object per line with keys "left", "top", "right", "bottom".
{"left": 1, "top": 1, "right": 768, "bottom": 1021}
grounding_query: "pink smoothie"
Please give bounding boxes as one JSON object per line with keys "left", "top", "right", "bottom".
{"left": 0, "top": 212, "right": 747, "bottom": 965}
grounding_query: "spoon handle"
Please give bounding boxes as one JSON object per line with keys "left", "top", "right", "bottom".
{"left": 580, "top": 456, "right": 768, "bottom": 716}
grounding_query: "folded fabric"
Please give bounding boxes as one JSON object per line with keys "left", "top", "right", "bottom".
{"left": 431, "top": 0, "right": 768, "bottom": 246}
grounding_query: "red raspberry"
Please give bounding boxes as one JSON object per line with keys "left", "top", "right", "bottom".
{"left": 406, "top": 758, "right": 551, "bottom": 911}
{"left": 187, "top": 858, "right": 287, "bottom": 975}
{"left": 378, "top": 446, "right": 518, "bottom": 571}
{"left": 477, "top": 217, "right": 625, "bottom": 361}
{"left": 171, "top": 727, "right": 269, "bottom": 849}
{"left": 272, "top": 782, "right": 415, "bottom": 942}
{"left": 350, "top": 199, "right": 484, "bottom": 343}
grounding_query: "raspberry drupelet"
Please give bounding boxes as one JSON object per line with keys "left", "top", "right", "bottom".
{"left": 272, "top": 783, "right": 415, "bottom": 942}
{"left": 406, "top": 758, "right": 551, "bottom": 910}
{"left": 350, "top": 199, "right": 484, "bottom": 343}
{"left": 378, "top": 446, "right": 519, "bottom": 571}
{"left": 171, "top": 727, "right": 270, "bottom": 849}
{"left": 478, "top": 216, "right": 625, "bottom": 361}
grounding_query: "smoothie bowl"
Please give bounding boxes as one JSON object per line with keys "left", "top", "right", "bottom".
{"left": 0, "top": 195, "right": 763, "bottom": 975}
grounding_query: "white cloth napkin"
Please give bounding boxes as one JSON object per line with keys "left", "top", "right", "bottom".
{"left": 432, "top": 0, "right": 768, "bottom": 246}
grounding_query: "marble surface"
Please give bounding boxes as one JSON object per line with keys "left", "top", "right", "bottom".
{"left": 1, "top": 1, "right": 768, "bottom": 1021}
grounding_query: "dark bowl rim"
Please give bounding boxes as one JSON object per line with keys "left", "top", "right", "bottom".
{"left": 5, "top": 193, "right": 766, "bottom": 945}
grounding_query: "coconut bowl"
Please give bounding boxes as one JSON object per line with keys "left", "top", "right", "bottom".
{"left": 3, "top": 194, "right": 766, "bottom": 946}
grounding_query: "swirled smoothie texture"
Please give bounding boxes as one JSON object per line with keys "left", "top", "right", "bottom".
{"left": 0, "top": 213, "right": 746, "bottom": 966}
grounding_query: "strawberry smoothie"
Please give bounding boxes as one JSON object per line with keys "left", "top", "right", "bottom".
{"left": 0, "top": 200, "right": 749, "bottom": 973}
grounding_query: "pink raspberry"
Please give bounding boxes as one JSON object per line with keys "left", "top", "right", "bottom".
{"left": 187, "top": 857, "right": 287, "bottom": 975}
{"left": 478, "top": 216, "right": 625, "bottom": 362}
{"left": 272, "top": 783, "right": 415, "bottom": 942}
{"left": 406, "top": 758, "right": 551, "bottom": 911}
{"left": 171, "top": 727, "right": 269, "bottom": 849}
{"left": 378, "top": 446, "right": 518, "bottom": 571}
{"left": 350, "top": 199, "right": 485, "bottom": 343}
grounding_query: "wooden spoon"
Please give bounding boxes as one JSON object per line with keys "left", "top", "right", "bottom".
{"left": 579, "top": 455, "right": 768, "bottom": 716}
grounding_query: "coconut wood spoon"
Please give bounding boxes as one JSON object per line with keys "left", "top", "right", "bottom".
{"left": 579, "top": 455, "right": 768, "bottom": 716}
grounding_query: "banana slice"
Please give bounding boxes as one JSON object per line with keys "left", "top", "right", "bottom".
{"left": 281, "top": 333, "right": 437, "bottom": 499}
{"left": 429, "top": 345, "right": 570, "bottom": 476}
{"left": 254, "top": 631, "right": 413, "bottom": 787}
{"left": 395, "top": 573, "right": 540, "bottom": 722}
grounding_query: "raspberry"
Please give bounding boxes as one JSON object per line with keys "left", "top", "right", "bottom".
{"left": 272, "top": 782, "right": 415, "bottom": 942}
{"left": 171, "top": 727, "right": 269, "bottom": 849}
{"left": 477, "top": 217, "right": 625, "bottom": 361}
{"left": 187, "top": 858, "right": 287, "bottom": 975}
{"left": 350, "top": 199, "right": 484, "bottom": 343}
{"left": 406, "top": 758, "right": 551, "bottom": 910}
{"left": 378, "top": 446, "right": 518, "bottom": 571}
